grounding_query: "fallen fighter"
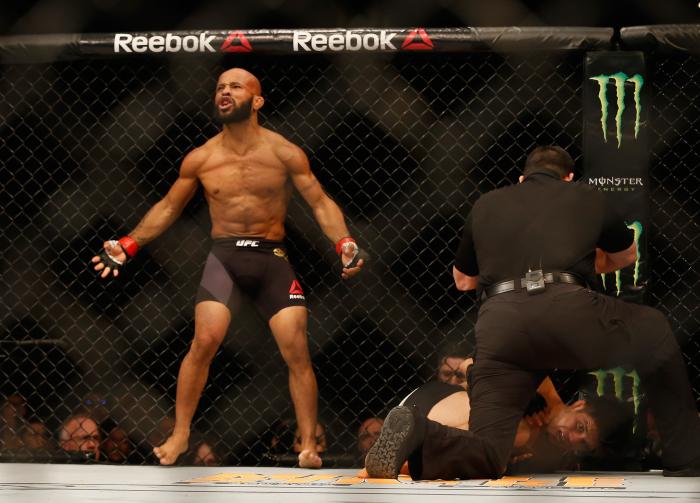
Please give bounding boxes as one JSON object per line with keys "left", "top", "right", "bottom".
{"left": 360, "top": 370, "right": 631, "bottom": 477}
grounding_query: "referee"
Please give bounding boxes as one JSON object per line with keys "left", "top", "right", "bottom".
{"left": 365, "top": 146, "right": 700, "bottom": 480}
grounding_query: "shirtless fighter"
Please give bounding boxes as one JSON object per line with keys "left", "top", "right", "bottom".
{"left": 90, "top": 68, "right": 365, "bottom": 468}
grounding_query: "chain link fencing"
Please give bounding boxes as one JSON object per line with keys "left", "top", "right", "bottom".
{"left": 0, "top": 42, "right": 697, "bottom": 466}
{"left": 647, "top": 53, "right": 700, "bottom": 395}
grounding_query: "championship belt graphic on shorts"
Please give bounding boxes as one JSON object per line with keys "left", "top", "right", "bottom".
{"left": 273, "top": 248, "right": 287, "bottom": 260}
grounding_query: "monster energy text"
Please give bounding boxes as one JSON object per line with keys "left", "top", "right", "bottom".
{"left": 590, "top": 72, "right": 644, "bottom": 148}
{"left": 587, "top": 176, "right": 644, "bottom": 191}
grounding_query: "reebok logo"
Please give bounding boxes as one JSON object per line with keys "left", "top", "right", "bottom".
{"left": 114, "top": 33, "right": 216, "bottom": 53}
{"left": 289, "top": 280, "right": 305, "bottom": 300}
{"left": 293, "top": 30, "right": 397, "bottom": 52}
{"left": 236, "top": 239, "right": 260, "bottom": 247}
{"left": 401, "top": 28, "right": 433, "bottom": 50}
{"left": 221, "top": 32, "right": 252, "bottom": 53}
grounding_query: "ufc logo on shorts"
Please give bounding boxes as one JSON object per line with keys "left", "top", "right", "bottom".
{"left": 236, "top": 239, "right": 260, "bottom": 247}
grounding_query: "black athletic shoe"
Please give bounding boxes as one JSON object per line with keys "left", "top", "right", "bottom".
{"left": 663, "top": 464, "right": 700, "bottom": 477}
{"left": 365, "top": 406, "right": 418, "bottom": 479}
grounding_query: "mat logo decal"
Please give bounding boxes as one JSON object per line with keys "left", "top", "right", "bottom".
{"left": 599, "top": 220, "right": 643, "bottom": 296}
{"left": 589, "top": 72, "right": 644, "bottom": 148}
{"left": 402, "top": 28, "right": 434, "bottom": 50}
{"left": 221, "top": 32, "right": 253, "bottom": 53}
{"left": 114, "top": 33, "right": 216, "bottom": 53}
{"left": 182, "top": 473, "right": 625, "bottom": 489}
{"left": 483, "top": 476, "right": 624, "bottom": 489}
{"left": 589, "top": 367, "right": 642, "bottom": 420}
{"left": 293, "top": 30, "right": 398, "bottom": 51}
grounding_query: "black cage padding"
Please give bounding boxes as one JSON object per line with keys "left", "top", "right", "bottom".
{"left": 0, "top": 27, "right": 613, "bottom": 63}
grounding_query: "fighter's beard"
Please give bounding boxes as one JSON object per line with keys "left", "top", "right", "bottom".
{"left": 213, "top": 97, "right": 253, "bottom": 125}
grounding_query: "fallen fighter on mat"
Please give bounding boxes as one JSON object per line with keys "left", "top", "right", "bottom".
{"left": 360, "top": 364, "right": 632, "bottom": 478}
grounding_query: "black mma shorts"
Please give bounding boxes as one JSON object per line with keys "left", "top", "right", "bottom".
{"left": 195, "top": 237, "right": 306, "bottom": 321}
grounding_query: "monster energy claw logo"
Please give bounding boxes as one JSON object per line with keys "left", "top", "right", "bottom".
{"left": 590, "top": 72, "right": 643, "bottom": 147}
{"left": 600, "top": 220, "right": 642, "bottom": 296}
{"left": 589, "top": 367, "right": 641, "bottom": 431}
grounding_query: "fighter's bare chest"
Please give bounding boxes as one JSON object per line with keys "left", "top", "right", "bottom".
{"left": 198, "top": 153, "right": 289, "bottom": 197}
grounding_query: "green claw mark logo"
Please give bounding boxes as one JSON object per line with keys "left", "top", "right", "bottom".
{"left": 589, "top": 367, "right": 641, "bottom": 431}
{"left": 600, "top": 220, "right": 642, "bottom": 296}
{"left": 590, "top": 73, "right": 644, "bottom": 147}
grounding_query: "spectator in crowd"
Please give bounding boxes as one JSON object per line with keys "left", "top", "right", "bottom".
{"left": 59, "top": 414, "right": 101, "bottom": 462}
{"left": 0, "top": 393, "right": 27, "bottom": 450}
{"left": 102, "top": 426, "right": 131, "bottom": 463}
{"left": 75, "top": 391, "right": 124, "bottom": 440}
{"left": 357, "top": 417, "right": 384, "bottom": 459}
{"left": 263, "top": 417, "right": 295, "bottom": 460}
{"left": 436, "top": 351, "right": 472, "bottom": 386}
{"left": 261, "top": 418, "right": 336, "bottom": 466}
{"left": 22, "top": 420, "right": 54, "bottom": 452}
{"left": 190, "top": 439, "right": 222, "bottom": 466}
{"left": 78, "top": 392, "right": 111, "bottom": 426}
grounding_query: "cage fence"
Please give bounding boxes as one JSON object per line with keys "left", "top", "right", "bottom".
{"left": 0, "top": 27, "right": 697, "bottom": 466}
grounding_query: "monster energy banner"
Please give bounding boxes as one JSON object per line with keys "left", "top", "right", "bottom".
{"left": 583, "top": 51, "right": 649, "bottom": 302}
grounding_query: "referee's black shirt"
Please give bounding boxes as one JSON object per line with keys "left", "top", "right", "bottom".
{"left": 454, "top": 171, "right": 634, "bottom": 290}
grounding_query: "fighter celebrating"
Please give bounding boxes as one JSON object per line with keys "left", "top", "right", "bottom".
{"left": 91, "top": 68, "right": 365, "bottom": 468}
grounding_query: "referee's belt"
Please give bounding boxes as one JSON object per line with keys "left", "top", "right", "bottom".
{"left": 482, "top": 271, "right": 587, "bottom": 299}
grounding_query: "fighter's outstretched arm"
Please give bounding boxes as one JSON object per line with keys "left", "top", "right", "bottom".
{"left": 90, "top": 149, "right": 202, "bottom": 278}
{"left": 286, "top": 144, "right": 364, "bottom": 279}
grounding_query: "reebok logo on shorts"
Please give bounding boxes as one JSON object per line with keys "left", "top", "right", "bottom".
{"left": 289, "top": 280, "right": 305, "bottom": 300}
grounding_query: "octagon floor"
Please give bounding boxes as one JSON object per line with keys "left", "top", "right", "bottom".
{"left": 2, "top": 464, "right": 700, "bottom": 503}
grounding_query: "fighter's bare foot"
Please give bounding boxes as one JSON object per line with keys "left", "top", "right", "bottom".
{"left": 153, "top": 434, "right": 189, "bottom": 465}
{"left": 298, "top": 449, "right": 322, "bottom": 469}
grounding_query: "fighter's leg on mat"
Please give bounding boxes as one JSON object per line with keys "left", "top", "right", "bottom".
{"left": 153, "top": 301, "right": 231, "bottom": 465}
{"left": 268, "top": 306, "right": 321, "bottom": 469}
{"left": 416, "top": 360, "right": 541, "bottom": 480}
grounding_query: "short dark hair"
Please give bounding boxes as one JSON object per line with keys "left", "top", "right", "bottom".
{"left": 582, "top": 396, "right": 635, "bottom": 453}
{"left": 523, "top": 146, "right": 574, "bottom": 178}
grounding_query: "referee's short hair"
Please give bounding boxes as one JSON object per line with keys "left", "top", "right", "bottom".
{"left": 523, "top": 146, "right": 574, "bottom": 178}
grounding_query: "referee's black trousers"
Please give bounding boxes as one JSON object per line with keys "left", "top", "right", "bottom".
{"left": 410, "top": 283, "right": 700, "bottom": 479}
